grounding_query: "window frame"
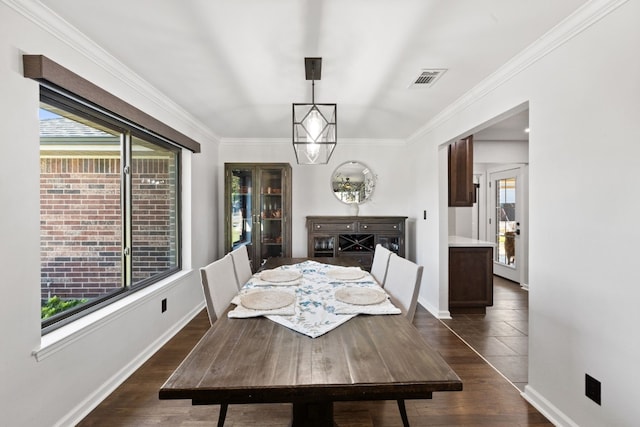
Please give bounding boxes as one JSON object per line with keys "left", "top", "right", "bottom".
{"left": 36, "top": 77, "right": 187, "bottom": 334}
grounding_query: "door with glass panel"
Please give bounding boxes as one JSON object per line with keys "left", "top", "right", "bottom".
{"left": 489, "top": 167, "right": 522, "bottom": 282}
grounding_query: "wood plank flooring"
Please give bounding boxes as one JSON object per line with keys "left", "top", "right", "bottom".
{"left": 441, "top": 276, "right": 529, "bottom": 391}
{"left": 78, "top": 289, "right": 547, "bottom": 426}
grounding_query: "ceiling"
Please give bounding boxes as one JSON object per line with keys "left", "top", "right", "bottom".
{"left": 39, "top": 0, "right": 587, "bottom": 142}
{"left": 474, "top": 109, "right": 529, "bottom": 142}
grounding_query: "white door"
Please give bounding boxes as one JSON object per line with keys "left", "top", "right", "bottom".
{"left": 489, "top": 167, "right": 524, "bottom": 283}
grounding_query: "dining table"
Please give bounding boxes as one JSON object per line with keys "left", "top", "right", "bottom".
{"left": 159, "top": 257, "right": 462, "bottom": 427}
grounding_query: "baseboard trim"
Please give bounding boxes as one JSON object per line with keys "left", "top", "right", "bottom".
{"left": 522, "top": 384, "right": 579, "bottom": 427}
{"left": 418, "top": 296, "right": 451, "bottom": 319}
{"left": 55, "top": 302, "right": 204, "bottom": 427}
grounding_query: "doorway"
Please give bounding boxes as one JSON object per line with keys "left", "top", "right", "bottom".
{"left": 489, "top": 166, "right": 526, "bottom": 284}
{"left": 444, "top": 106, "right": 530, "bottom": 388}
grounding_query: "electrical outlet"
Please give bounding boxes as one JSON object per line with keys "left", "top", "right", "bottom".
{"left": 161, "top": 298, "right": 167, "bottom": 313}
{"left": 585, "top": 374, "right": 601, "bottom": 405}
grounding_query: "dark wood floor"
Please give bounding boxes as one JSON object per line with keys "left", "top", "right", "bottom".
{"left": 442, "top": 276, "right": 529, "bottom": 391}
{"left": 78, "top": 292, "right": 547, "bottom": 426}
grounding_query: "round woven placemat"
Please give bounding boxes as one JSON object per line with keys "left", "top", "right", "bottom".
{"left": 241, "top": 290, "right": 295, "bottom": 310}
{"left": 326, "top": 268, "right": 366, "bottom": 281}
{"left": 335, "top": 287, "right": 386, "bottom": 305}
{"left": 259, "top": 269, "right": 302, "bottom": 283}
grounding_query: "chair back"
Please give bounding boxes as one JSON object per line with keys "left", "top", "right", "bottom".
{"left": 384, "top": 254, "right": 424, "bottom": 322}
{"left": 199, "top": 254, "right": 238, "bottom": 325}
{"left": 230, "top": 244, "right": 253, "bottom": 289}
{"left": 370, "top": 244, "right": 392, "bottom": 287}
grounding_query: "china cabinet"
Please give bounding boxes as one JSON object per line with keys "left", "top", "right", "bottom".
{"left": 224, "top": 163, "right": 292, "bottom": 271}
{"left": 306, "top": 216, "right": 406, "bottom": 270}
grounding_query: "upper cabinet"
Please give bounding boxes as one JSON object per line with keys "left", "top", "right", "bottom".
{"left": 224, "top": 163, "right": 292, "bottom": 271}
{"left": 448, "top": 135, "right": 475, "bottom": 207}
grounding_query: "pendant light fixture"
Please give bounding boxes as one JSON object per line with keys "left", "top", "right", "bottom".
{"left": 292, "top": 57, "right": 337, "bottom": 164}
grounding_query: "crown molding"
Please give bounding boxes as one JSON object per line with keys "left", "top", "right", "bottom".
{"left": 219, "top": 137, "right": 406, "bottom": 146}
{"left": 3, "top": 0, "right": 219, "bottom": 143}
{"left": 407, "top": 0, "right": 629, "bottom": 143}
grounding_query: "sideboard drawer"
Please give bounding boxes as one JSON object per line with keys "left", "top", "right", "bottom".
{"left": 310, "top": 221, "right": 357, "bottom": 232}
{"left": 338, "top": 252, "right": 374, "bottom": 270}
{"left": 358, "top": 221, "right": 403, "bottom": 232}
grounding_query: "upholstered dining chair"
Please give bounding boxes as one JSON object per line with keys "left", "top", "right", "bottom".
{"left": 199, "top": 253, "right": 238, "bottom": 325}
{"left": 370, "top": 244, "right": 393, "bottom": 287}
{"left": 382, "top": 253, "right": 424, "bottom": 427}
{"left": 384, "top": 254, "right": 423, "bottom": 322}
{"left": 229, "top": 244, "right": 253, "bottom": 290}
{"left": 199, "top": 253, "right": 239, "bottom": 426}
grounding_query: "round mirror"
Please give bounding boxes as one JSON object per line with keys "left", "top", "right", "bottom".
{"left": 331, "top": 161, "right": 376, "bottom": 204}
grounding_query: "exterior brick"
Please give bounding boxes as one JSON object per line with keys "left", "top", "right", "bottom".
{"left": 41, "top": 156, "right": 177, "bottom": 301}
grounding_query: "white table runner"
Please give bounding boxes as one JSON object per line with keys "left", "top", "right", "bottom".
{"left": 227, "top": 260, "right": 400, "bottom": 338}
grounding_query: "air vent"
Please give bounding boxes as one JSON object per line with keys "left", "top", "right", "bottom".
{"left": 409, "top": 69, "right": 446, "bottom": 88}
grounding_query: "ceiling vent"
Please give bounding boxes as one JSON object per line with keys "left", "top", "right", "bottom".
{"left": 409, "top": 69, "right": 446, "bottom": 88}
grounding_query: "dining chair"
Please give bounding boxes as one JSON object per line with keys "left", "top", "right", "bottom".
{"left": 370, "top": 244, "right": 393, "bottom": 287}
{"left": 384, "top": 253, "right": 424, "bottom": 322}
{"left": 199, "top": 254, "right": 238, "bottom": 325}
{"left": 199, "top": 253, "right": 239, "bottom": 426}
{"left": 383, "top": 253, "right": 424, "bottom": 427}
{"left": 230, "top": 244, "right": 253, "bottom": 290}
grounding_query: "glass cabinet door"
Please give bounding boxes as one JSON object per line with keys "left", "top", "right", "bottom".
{"left": 259, "top": 167, "right": 285, "bottom": 263}
{"left": 230, "top": 167, "right": 254, "bottom": 261}
{"left": 311, "top": 236, "right": 335, "bottom": 257}
{"left": 377, "top": 236, "right": 401, "bottom": 254}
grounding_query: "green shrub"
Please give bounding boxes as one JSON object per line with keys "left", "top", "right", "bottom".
{"left": 41, "top": 296, "right": 88, "bottom": 319}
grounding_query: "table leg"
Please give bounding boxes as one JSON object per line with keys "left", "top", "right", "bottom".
{"left": 291, "top": 401, "right": 336, "bottom": 427}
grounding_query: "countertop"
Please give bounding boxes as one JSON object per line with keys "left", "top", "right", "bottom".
{"left": 448, "top": 236, "right": 495, "bottom": 247}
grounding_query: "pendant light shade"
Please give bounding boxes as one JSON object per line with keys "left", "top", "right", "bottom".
{"left": 292, "top": 57, "right": 336, "bottom": 165}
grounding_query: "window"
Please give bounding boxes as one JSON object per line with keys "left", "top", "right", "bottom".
{"left": 40, "top": 87, "right": 181, "bottom": 332}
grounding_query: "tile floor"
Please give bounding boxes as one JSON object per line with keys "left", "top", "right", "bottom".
{"left": 441, "top": 275, "right": 529, "bottom": 391}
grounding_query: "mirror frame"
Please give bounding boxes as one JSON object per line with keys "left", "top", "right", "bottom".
{"left": 330, "top": 161, "right": 376, "bottom": 205}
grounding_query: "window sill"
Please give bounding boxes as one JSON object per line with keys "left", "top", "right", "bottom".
{"left": 32, "top": 270, "right": 192, "bottom": 362}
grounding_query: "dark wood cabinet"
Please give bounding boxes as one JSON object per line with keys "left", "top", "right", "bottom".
{"left": 448, "top": 246, "right": 493, "bottom": 314}
{"left": 448, "top": 135, "right": 475, "bottom": 207}
{"left": 306, "top": 216, "right": 406, "bottom": 271}
{"left": 225, "top": 163, "right": 292, "bottom": 271}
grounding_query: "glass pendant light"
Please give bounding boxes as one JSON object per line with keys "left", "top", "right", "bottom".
{"left": 292, "top": 57, "right": 336, "bottom": 165}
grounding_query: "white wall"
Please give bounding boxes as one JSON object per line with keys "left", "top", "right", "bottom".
{"left": 0, "top": 4, "right": 218, "bottom": 426}
{"left": 474, "top": 140, "right": 529, "bottom": 164}
{"left": 218, "top": 140, "right": 414, "bottom": 259}
{"left": 409, "top": 1, "right": 640, "bottom": 425}
{"left": 448, "top": 206, "right": 473, "bottom": 237}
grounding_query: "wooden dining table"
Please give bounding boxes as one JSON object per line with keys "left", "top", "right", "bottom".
{"left": 159, "top": 257, "right": 462, "bottom": 426}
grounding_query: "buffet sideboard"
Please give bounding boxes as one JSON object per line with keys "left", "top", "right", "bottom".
{"left": 306, "top": 216, "right": 407, "bottom": 271}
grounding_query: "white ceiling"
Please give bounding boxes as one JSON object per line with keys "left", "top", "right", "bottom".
{"left": 39, "top": 0, "right": 586, "bottom": 142}
{"left": 474, "top": 109, "right": 529, "bottom": 142}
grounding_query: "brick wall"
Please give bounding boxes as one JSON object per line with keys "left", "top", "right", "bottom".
{"left": 131, "top": 157, "right": 177, "bottom": 285}
{"left": 40, "top": 156, "right": 176, "bottom": 301}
